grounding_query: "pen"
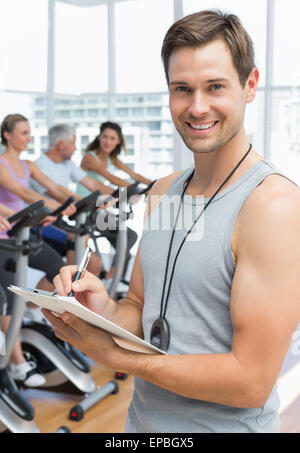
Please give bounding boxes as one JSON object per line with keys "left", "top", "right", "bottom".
{"left": 68, "top": 246, "right": 92, "bottom": 297}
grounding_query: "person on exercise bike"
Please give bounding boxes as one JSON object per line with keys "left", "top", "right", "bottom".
{"left": 0, "top": 114, "right": 75, "bottom": 387}
{"left": 77, "top": 121, "right": 152, "bottom": 198}
{"left": 29, "top": 123, "right": 115, "bottom": 276}
{"left": 77, "top": 121, "right": 153, "bottom": 281}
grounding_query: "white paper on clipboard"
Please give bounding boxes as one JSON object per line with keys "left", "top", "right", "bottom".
{"left": 8, "top": 285, "right": 166, "bottom": 355}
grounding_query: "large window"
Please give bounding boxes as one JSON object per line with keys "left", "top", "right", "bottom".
{"left": 270, "top": 0, "right": 300, "bottom": 184}
{"left": 0, "top": 0, "right": 48, "bottom": 92}
{"left": 273, "top": 0, "right": 300, "bottom": 87}
{"left": 115, "top": 0, "right": 173, "bottom": 93}
{"left": 53, "top": 94, "right": 108, "bottom": 167}
{"left": 55, "top": 2, "right": 108, "bottom": 94}
{"left": 114, "top": 93, "right": 173, "bottom": 179}
{"left": 114, "top": 0, "right": 174, "bottom": 179}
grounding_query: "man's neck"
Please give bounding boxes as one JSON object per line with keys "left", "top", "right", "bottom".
{"left": 46, "top": 148, "right": 63, "bottom": 163}
{"left": 187, "top": 133, "right": 261, "bottom": 198}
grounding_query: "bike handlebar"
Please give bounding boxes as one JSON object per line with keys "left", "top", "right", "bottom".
{"left": 111, "top": 180, "right": 156, "bottom": 201}
{"left": 50, "top": 196, "right": 75, "bottom": 217}
{"left": 0, "top": 236, "right": 44, "bottom": 255}
{"left": 7, "top": 200, "right": 45, "bottom": 224}
{"left": 55, "top": 181, "right": 154, "bottom": 236}
{"left": 7, "top": 206, "right": 50, "bottom": 238}
{"left": 68, "top": 191, "right": 101, "bottom": 221}
{"left": 0, "top": 201, "right": 48, "bottom": 255}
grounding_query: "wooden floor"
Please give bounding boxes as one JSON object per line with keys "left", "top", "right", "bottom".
{"left": 22, "top": 363, "right": 300, "bottom": 434}
{"left": 23, "top": 363, "right": 134, "bottom": 433}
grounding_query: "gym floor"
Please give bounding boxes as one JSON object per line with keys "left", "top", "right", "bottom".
{"left": 24, "top": 362, "right": 134, "bottom": 433}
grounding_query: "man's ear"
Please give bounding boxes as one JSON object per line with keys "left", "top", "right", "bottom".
{"left": 245, "top": 67, "right": 259, "bottom": 104}
{"left": 57, "top": 140, "right": 65, "bottom": 151}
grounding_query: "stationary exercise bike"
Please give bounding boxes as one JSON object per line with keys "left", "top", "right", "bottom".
{"left": 56, "top": 181, "right": 155, "bottom": 300}
{"left": 0, "top": 201, "right": 54, "bottom": 432}
{"left": 57, "top": 190, "right": 129, "bottom": 300}
{"left": 103, "top": 180, "right": 156, "bottom": 294}
{"left": 77, "top": 181, "right": 155, "bottom": 298}
{"left": 16, "top": 197, "right": 118, "bottom": 422}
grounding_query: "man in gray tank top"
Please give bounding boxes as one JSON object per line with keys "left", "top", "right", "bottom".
{"left": 43, "top": 11, "right": 300, "bottom": 433}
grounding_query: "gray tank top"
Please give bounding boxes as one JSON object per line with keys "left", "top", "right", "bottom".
{"left": 125, "top": 159, "right": 287, "bottom": 433}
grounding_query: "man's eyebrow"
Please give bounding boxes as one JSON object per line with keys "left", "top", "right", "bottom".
{"left": 169, "top": 81, "right": 189, "bottom": 85}
{"left": 205, "top": 78, "right": 229, "bottom": 83}
{"left": 169, "top": 78, "right": 229, "bottom": 85}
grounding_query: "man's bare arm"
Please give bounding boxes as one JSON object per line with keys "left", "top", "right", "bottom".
{"left": 80, "top": 175, "right": 114, "bottom": 195}
{"left": 27, "top": 160, "right": 80, "bottom": 203}
{"left": 45, "top": 184, "right": 81, "bottom": 203}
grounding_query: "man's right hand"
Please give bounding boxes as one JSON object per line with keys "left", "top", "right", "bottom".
{"left": 53, "top": 266, "right": 111, "bottom": 317}
{"left": 62, "top": 202, "right": 77, "bottom": 217}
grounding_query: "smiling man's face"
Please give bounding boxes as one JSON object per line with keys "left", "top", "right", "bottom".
{"left": 168, "top": 39, "right": 256, "bottom": 155}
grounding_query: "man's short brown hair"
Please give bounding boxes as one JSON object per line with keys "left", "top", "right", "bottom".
{"left": 161, "top": 10, "right": 255, "bottom": 87}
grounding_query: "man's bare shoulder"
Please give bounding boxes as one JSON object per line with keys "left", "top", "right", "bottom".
{"left": 150, "top": 170, "right": 185, "bottom": 196}
{"left": 244, "top": 173, "right": 300, "bottom": 214}
{"left": 234, "top": 174, "right": 300, "bottom": 255}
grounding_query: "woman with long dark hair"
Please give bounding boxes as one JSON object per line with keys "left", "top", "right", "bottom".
{"left": 77, "top": 121, "right": 152, "bottom": 198}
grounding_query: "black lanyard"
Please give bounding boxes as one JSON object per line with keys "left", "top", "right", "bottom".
{"left": 150, "top": 144, "right": 253, "bottom": 352}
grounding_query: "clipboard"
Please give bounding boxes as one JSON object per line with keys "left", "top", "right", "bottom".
{"left": 8, "top": 285, "right": 166, "bottom": 355}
